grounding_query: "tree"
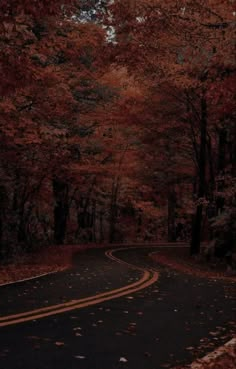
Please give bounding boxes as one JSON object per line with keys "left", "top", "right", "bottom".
{"left": 107, "top": 0, "right": 236, "bottom": 253}
{"left": 0, "top": 1, "right": 112, "bottom": 252}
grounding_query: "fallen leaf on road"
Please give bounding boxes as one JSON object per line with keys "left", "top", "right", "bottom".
{"left": 28, "top": 336, "right": 41, "bottom": 340}
{"left": 127, "top": 323, "right": 136, "bottom": 332}
{"left": 55, "top": 342, "right": 64, "bottom": 346}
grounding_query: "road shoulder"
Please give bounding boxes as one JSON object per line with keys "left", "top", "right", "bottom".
{"left": 173, "top": 338, "right": 236, "bottom": 369}
{"left": 150, "top": 247, "right": 236, "bottom": 282}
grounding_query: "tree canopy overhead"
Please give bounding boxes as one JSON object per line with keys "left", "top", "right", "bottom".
{"left": 0, "top": 0, "right": 235, "bottom": 259}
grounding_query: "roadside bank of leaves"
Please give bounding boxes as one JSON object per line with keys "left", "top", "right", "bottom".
{"left": 151, "top": 248, "right": 236, "bottom": 282}
{"left": 0, "top": 244, "right": 99, "bottom": 285}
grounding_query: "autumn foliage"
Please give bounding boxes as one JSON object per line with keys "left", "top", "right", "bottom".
{"left": 0, "top": 1, "right": 235, "bottom": 264}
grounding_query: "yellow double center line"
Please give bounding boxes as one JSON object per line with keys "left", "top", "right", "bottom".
{"left": 0, "top": 248, "right": 159, "bottom": 327}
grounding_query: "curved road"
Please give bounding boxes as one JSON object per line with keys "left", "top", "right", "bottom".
{"left": 0, "top": 246, "right": 235, "bottom": 369}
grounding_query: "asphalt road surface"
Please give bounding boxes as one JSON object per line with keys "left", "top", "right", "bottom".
{"left": 0, "top": 246, "right": 235, "bottom": 369}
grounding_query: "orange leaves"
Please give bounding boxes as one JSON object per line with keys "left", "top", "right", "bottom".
{"left": 0, "top": 2, "right": 78, "bottom": 95}
{"left": 2, "top": 21, "right": 15, "bottom": 35}
{"left": 0, "top": 1, "right": 76, "bottom": 20}
{"left": 110, "top": 0, "right": 235, "bottom": 90}
{"left": 0, "top": 99, "right": 16, "bottom": 115}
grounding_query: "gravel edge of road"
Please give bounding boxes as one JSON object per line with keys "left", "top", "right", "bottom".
{"left": 173, "top": 337, "right": 236, "bottom": 369}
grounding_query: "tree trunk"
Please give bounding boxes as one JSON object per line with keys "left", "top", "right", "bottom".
{"left": 167, "top": 188, "right": 176, "bottom": 242}
{"left": 99, "top": 211, "right": 104, "bottom": 243}
{"left": 17, "top": 199, "right": 28, "bottom": 246}
{"left": 53, "top": 178, "right": 69, "bottom": 245}
{"left": 218, "top": 128, "right": 227, "bottom": 172}
{"left": 191, "top": 95, "right": 207, "bottom": 255}
{"left": 92, "top": 199, "right": 97, "bottom": 242}
{"left": 206, "top": 134, "right": 215, "bottom": 200}
{"left": 215, "top": 128, "right": 227, "bottom": 213}
{"left": 232, "top": 125, "right": 236, "bottom": 176}
{"left": 0, "top": 204, "right": 3, "bottom": 258}
{"left": 17, "top": 215, "right": 27, "bottom": 244}
{"left": 0, "top": 185, "right": 6, "bottom": 255}
{"left": 109, "top": 179, "right": 119, "bottom": 243}
{"left": 137, "top": 210, "right": 142, "bottom": 238}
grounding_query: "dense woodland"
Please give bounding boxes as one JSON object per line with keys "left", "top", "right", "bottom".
{"left": 0, "top": 0, "right": 235, "bottom": 260}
